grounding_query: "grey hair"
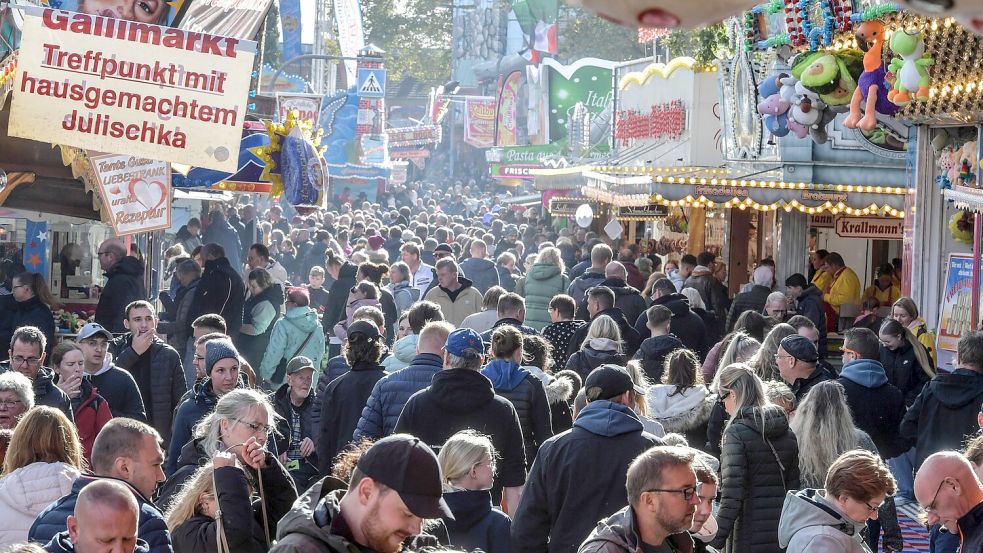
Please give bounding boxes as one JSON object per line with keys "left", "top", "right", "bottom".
{"left": 680, "top": 288, "right": 706, "bottom": 310}
{"left": 193, "top": 389, "right": 277, "bottom": 458}
{"left": 765, "top": 291, "right": 787, "bottom": 308}
{"left": 446, "top": 353, "right": 483, "bottom": 371}
{"left": 0, "top": 372, "right": 34, "bottom": 410}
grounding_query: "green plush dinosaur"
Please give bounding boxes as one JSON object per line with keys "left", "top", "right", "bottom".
{"left": 888, "top": 29, "right": 933, "bottom": 106}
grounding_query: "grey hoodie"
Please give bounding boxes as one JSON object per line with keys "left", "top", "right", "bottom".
{"left": 272, "top": 479, "right": 359, "bottom": 553}
{"left": 579, "top": 505, "right": 694, "bottom": 553}
{"left": 777, "top": 489, "right": 870, "bottom": 553}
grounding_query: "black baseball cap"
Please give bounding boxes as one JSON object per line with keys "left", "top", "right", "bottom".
{"left": 356, "top": 434, "right": 454, "bottom": 519}
{"left": 780, "top": 334, "right": 819, "bottom": 363}
{"left": 434, "top": 243, "right": 454, "bottom": 255}
{"left": 584, "top": 364, "right": 646, "bottom": 402}
{"left": 348, "top": 320, "right": 381, "bottom": 340}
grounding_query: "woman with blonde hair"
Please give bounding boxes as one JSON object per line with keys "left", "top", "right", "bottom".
{"left": 165, "top": 453, "right": 274, "bottom": 553}
{"left": 891, "top": 296, "right": 937, "bottom": 367}
{"left": 0, "top": 406, "right": 85, "bottom": 547}
{"left": 565, "top": 315, "right": 628, "bottom": 379}
{"left": 481, "top": 326, "right": 552, "bottom": 467}
{"left": 624, "top": 361, "right": 665, "bottom": 437}
{"left": 516, "top": 246, "right": 570, "bottom": 330}
{"left": 789, "top": 381, "right": 902, "bottom": 552}
{"left": 157, "top": 388, "right": 297, "bottom": 522}
{"left": 437, "top": 430, "right": 511, "bottom": 553}
{"left": 710, "top": 364, "right": 799, "bottom": 553}
{"left": 749, "top": 323, "right": 797, "bottom": 381}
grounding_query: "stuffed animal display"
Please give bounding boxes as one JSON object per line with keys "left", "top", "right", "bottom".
{"left": 887, "top": 29, "right": 933, "bottom": 106}
{"left": 565, "top": 0, "right": 759, "bottom": 28}
{"left": 844, "top": 20, "right": 900, "bottom": 131}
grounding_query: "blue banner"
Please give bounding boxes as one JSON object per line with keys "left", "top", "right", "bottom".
{"left": 280, "top": 0, "right": 303, "bottom": 61}
{"left": 24, "top": 220, "right": 49, "bottom": 278}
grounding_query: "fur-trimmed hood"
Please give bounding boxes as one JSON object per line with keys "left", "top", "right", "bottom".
{"left": 545, "top": 373, "right": 575, "bottom": 404}
{"left": 646, "top": 384, "right": 716, "bottom": 434}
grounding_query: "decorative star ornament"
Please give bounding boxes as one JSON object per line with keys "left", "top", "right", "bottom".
{"left": 251, "top": 110, "right": 325, "bottom": 198}
{"left": 35, "top": 230, "right": 47, "bottom": 242}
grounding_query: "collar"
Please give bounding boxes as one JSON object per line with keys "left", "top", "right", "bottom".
{"left": 329, "top": 507, "right": 376, "bottom": 553}
{"left": 791, "top": 365, "right": 823, "bottom": 392}
{"left": 959, "top": 500, "right": 983, "bottom": 538}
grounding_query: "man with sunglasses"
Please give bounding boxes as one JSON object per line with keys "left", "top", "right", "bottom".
{"left": 0, "top": 325, "right": 72, "bottom": 420}
{"left": 914, "top": 451, "right": 983, "bottom": 553}
{"left": 579, "top": 446, "right": 700, "bottom": 553}
{"left": 512, "top": 364, "right": 662, "bottom": 553}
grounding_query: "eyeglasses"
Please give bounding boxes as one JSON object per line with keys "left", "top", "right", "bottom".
{"left": 10, "top": 356, "right": 40, "bottom": 367}
{"left": 775, "top": 353, "right": 794, "bottom": 362}
{"left": 862, "top": 498, "right": 885, "bottom": 514}
{"left": 719, "top": 390, "right": 731, "bottom": 401}
{"left": 10, "top": 284, "right": 28, "bottom": 291}
{"left": 0, "top": 400, "right": 22, "bottom": 410}
{"left": 923, "top": 478, "right": 950, "bottom": 513}
{"left": 234, "top": 419, "right": 271, "bottom": 435}
{"left": 97, "top": 251, "right": 113, "bottom": 257}
{"left": 645, "top": 483, "right": 702, "bottom": 501}
{"left": 840, "top": 347, "right": 862, "bottom": 357}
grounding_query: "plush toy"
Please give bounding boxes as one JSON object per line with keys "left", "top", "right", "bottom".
{"left": 936, "top": 145, "right": 956, "bottom": 189}
{"left": 843, "top": 20, "right": 900, "bottom": 131}
{"left": 565, "top": 0, "right": 760, "bottom": 28}
{"left": 949, "top": 211, "right": 975, "bottom": 244}
{"left": 957, "top": 141, "right": 978, "bottom": 186}
{"left": 810, "top": 108, "right": 838, "bottom": 144}
{"left": 757, "top": 72, "right": 792, "bottom": 138}
{"left": 887, "top": 29, "right": 933, "bottom": 106}
{"left": 791, "top": 50, "right": 863, "bottom": 109}
{"left": 789, "top": 81, "right": 827, "bottom": 127}
{"left": 787, "top": 119, "right": 810, "bottom": 139}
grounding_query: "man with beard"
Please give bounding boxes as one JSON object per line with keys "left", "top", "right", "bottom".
{"left": 578, "top": 446, "right": 701, "bottom": 553}
{"left": 271, "top": 434, "right": 454, "bottom": 553}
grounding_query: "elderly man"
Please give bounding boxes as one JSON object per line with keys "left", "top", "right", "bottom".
{"left": 0, "top": 371, "right": 33, "bottom": 429}
{"left": 246, "top": 243, "right": 289, "bottom": 286}
{"left": 94, "top": 239, "right": 147, "bottom": 333}
{"left": 579, "top": 446, "right": 700, "bottom": 553}
{"left": 776, "top": 334, "right": 832, "bottom": 403}
{"left": 763, "top": 292, "right": 790, "bottom": 323}
{"left": 271, "top": 434, "right": 454, "bottom": 553}
{"left": 44, "top": 480, "right": 146, "bottom": 553}
{"left": 424, "top": 258, "right": 484, "bottom": 327}
{"left": 914, "top": 451, "right": 983, "bottom": 552}
{"left": 1, "top": 326, "right": 72, "bottom": 419}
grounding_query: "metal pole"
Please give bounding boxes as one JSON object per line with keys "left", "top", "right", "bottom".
{"left": 450, "top": 103, "right": 458, "bottom": 179}
{"left": 269, "top": 54, "right": 361, "bottom": 93}
{"left": 974, "top": 125, "right": 983, "bottom": 330}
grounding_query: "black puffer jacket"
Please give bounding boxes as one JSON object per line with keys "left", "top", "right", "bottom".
{"left": 632, "top": 334, "right": 684, "bottom": 383}
{"left": 565, "top": 343, "right": 629, "bottom": 381}
{"left": 636, "top": 294, "right": 707, "bottom": 358}
{"left": 597, "top": 278, "right": 647, "bottom": 329}
{"left": 323, "top": 262, "right": 358, "bottom": 333}
{"left": 481, "top": 359, "right": 553, "bottom": 468}
{"left": 569, "top": 270, "right": 606, "bottom": 319}
{"left": 12, "top": 296, "right": 55, "bottom": 354}
{"left": 110, "top": 334, "right": 187, "bottom": 445}
{"left": 95, "top": 256, "right": 146, "bottom": 333}
{"left": 901, "top": 368, "right": 983, "bottom": 470}
{"left": 189, "top": 257, "right": 246, "bottom": 339}
{"left": 711, "top": 405, "right": 800, "bottom": 553}
{"left": 316, "top": 360, "right": 385, "bottom": 475}
{"left": 880, "top": 341, "right": 933, "bottom": 407}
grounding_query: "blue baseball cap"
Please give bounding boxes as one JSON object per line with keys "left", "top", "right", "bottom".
{"left": 444, "top": 328, "right": 484, "bottom": 360}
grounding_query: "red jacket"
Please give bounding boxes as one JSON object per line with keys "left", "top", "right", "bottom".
{"left": 74, "top": 380, "right": 113, "bottom": 464}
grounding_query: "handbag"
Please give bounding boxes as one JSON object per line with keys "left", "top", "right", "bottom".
{"left": 273, "top": 329, "right": 317, "bottom": 384}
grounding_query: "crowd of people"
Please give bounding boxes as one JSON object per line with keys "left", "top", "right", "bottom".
{"left": 0, "top": 180, "right": 979, "bottom": 553}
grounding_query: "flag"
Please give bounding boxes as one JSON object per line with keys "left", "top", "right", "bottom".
{"left": 24, "top": 219, "right": 49, "bottom": 278}
{"left": 521, "top": 49, "right": 542, "bottom": 65}
{"left": 280, "top": 0, "right": 303, "bottom": 61}
{"left": 533, "top": 21, "right": 558, "bottom": 54}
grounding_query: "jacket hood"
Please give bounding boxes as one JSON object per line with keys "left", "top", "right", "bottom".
{"left": 546, "top": 374, "right": 574, "bottom": 403}
{"left": 106, "top": 256, "right": 144, "bottom": 278}
{"left": 593, "top": 307, "right": 632, "bottom": 328}
{"left": 653, "top": 293, "right": 692, "bottom": 316}
{"left": 392, "top": 335, "right": 419, "bottom": 363}
{"left": 176, "top": 438, "right": 207, "bottom": 471}
{"left": 578, "top": 345, "right": 628, "bottom": 366}
{"left": 439, "top": 276, "right": 475, "bottom": 294}
{"left": 839, "top": 359, "right": 889, "bottom": 388}
{"left": 0, "top": 461, "right": 80, "bottom": 516}
{"left": 528, "top": 263, "right": 562, "bottom": 281}
{"left": 480, "top": 359, "right": 530, "bottom": 391}
{"left": 442, "top": 489, "right": 494, "bottom": 528}
{"left": 639, "top": 335, "right": 684, "bottom": 357}
{"left": 429, "top": 369, "right": 496, "bottom": 412}
{"left": 647, "top": 385, "right": 715, "bottom": 433}
{"left": 929, "top": 369, "right": 983, "bottom": 409}
{"left": 285, "top": 306, "right": 321, "bottom": 333}
{"left": 600, "top": 278, "right": 641, "bottom": 297}
{"left": 778, "top": 489, "right": 866, "bottom": 548}
{"left": 574, "top": 400, "right": 645, "bottom": 437}
{"left": 275, "top": 477, "right": 350, "bottom": 546}
{"left": 589, "top": 338, "right": 621, "bottom": 352}
{"left": 731, "top": 404, "right": 791, "bottom": 439}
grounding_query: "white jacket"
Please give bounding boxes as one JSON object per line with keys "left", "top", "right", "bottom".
{"left": 0, "top": 461, "right": 81, "bottom": 548}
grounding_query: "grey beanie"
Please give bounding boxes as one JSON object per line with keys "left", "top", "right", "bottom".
{"left": 205, "top": 338, "right": 239, "bottom": 375}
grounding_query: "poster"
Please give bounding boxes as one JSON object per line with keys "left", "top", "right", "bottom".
{"left": 41, "top": 0, "right": 183, "bottom": 27}
{"left": 464, "top": 96, "right": 496, "bottom": 148}
{"left": 280, "top": 0, "right": 302, "bottom": 60}
{"left": 176, "top": 0, "right": 273, "bottom": 40}
{"left": 89, "top": 153, "right": 172, "bottom": 236}
{"left": 937, "top": 254, "right": 983, "bottom": 355}
{"left": 277, "top": 93, "right": 321, "bottom": 123}
{"left": 10, "top": 7, "right": 256, "bottom": 172}
{"left": 496, "top": 71, "right": 521, "bottom": 146}
{"left": 333, "top": 0, "right": 364, "bottom": 83}
{"left": 543, "top": 57, "right": 614, "bottom": 145}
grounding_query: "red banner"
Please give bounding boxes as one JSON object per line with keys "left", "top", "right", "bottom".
{"left": 496, "top": 71, "right": 521, "bottom": 146}
{"left": 464, "top": 97, "right": 496, "bottom": 148}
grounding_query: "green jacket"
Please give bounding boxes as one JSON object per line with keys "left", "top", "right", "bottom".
{"left": 516, "top": 263, "right": 570, "bottom": 331}
{"left": 259, "top": 306, "right": 326, "bottom": 386}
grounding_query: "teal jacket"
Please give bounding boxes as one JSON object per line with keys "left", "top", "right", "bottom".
{"left": 259, "top": 306, "right": 325, "bottom": 386}
{"left": 516, "top": 263, "right": 570, "bottom": 331}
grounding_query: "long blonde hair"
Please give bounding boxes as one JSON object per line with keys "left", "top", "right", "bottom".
{"left": 719, "top": 332, "right": 761, "bottom": 370}
{"left": 165, "top": 463, "right": 216, "bottom": 530}
{"left": 712, "top": 363, "right": 768, "bottom": 428}
{"left": 3, "top": 406, "right": 86, "bottom": 474}
{"left": 790, "top": 381, "right": 862, "bottom": 488}
{"left": 750, "top": 323, "right": 796, "bottom": 381}
{"left": 438, "top": 430, "right": 496, "bottom": 491}
{"left": 625, "top": 361, "right": 652, "bottom": 417}
{"left": 582, "top": 315, "right": 622, "bottom": 351}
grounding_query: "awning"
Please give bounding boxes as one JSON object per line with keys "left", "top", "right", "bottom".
{"left": 945, "top": 185, "right": 983, "bottom": 214}
{"left": 174, "top": 189, "right": 235, "bottom": 201}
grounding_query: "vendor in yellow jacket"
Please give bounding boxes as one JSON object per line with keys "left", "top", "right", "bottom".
{"left": 822, "top": 252, "right": 861, "bottom": 309}
{"left": 862, "top": 263, "right": 902, "bottom": 307}
{"left": 810, "top": 249, "right": 833, "bottom": 292}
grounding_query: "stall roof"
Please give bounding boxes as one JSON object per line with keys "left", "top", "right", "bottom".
{"left": 945, "top": 185, "right": 983, "bottom": 215}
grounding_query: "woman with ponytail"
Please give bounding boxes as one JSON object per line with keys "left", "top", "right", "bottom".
{"left": 879, "top": 318, "right": 935, "bottom": 407}
{"left": 11, "top": 272, "right": 57, "bottom": 354}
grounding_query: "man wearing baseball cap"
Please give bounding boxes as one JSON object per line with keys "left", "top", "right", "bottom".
{"left": 272, "top": 434, "right": 453, "bottom": 553}
{"left": 271, "top": 356, "right": 320, "bottom": 491}
{"left": 512, "top": 364, "right": 662, "bottom": 553}
{"left": 776, "top": 334, "right": 832, "bottom": 404}
{"left": 77, "top": 322, "right": 147, "bottom": 423}
{"left": 395, "top": 328, "right": 526, "bottom": 515}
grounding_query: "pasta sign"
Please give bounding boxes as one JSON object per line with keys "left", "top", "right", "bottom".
{"left": 9, "top": 7, "right": 256, "bottom": 172}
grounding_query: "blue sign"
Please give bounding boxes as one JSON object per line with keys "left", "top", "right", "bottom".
{"left": 357, "top": 68, "right": 387, "bottom": 98}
